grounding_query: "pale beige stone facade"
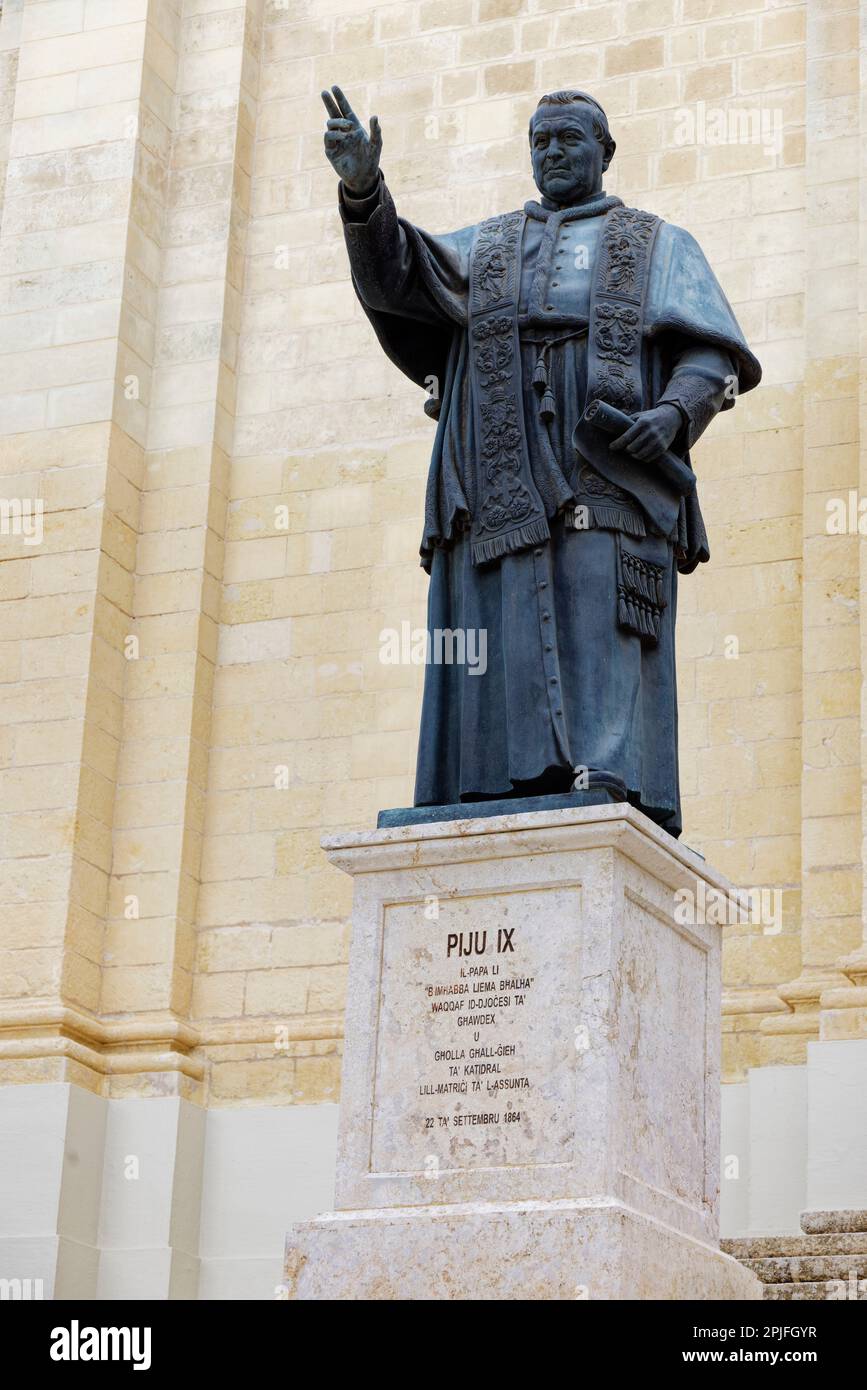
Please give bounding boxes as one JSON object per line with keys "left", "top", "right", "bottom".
{"left": 0, "top": 0, "right": 865, "bottom": 1266}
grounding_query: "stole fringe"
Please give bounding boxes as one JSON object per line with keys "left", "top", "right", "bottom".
{"left": 565, "top": 502, "right": 647, "bottom": 538}
{"left": 471, "top": 516, "right": 550, "bottom": 565}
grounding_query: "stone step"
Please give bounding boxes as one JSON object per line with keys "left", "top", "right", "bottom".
{"left": 738, "top": 1254, "right": 867, "bottom": 1285}
{"left": 763, "top": 1279, "right": 867, "bottom": 1301}
{"left": 724, "top": 1218, "right": 867, "bottom": 1300}
{"left": 722, "top": 1232, "right": 867, "bottom": 1260}
{"left": 800, "top": 1208, "right": 867, "bottom": 1235}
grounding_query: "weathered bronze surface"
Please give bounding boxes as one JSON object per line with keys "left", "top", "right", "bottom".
{"left": 322, "top": 86, "right": 761, "bottom": 836}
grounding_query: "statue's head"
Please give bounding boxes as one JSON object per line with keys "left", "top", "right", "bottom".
{"left": 528, "top": 91, "right": 616, "bottom": 207}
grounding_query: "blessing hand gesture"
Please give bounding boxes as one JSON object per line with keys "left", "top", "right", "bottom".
{"left": 321, "top": 85, "right": 382, "bottom": 197}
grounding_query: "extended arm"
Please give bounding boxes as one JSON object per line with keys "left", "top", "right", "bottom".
{"left": 339, "top": 175, "right": 446, "bottom": 323}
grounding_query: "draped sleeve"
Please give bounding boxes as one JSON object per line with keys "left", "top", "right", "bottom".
{"left": 338, "top": 175, "right": 475, "bottom": 395}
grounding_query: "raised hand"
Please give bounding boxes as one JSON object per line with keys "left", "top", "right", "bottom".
{"left": 321, "top": 85, "right": 382, "bottom": 196}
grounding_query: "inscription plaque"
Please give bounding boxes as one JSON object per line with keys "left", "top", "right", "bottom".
{"left": 370, "top": 885, "right": 580, "bottom": 1176}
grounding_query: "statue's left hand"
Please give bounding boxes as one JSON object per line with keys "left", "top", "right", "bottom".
{"left": 610, "top": 404, "right": 682, "bottom": 462}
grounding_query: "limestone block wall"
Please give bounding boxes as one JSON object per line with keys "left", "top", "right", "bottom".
{"left": 0, "top": 0, "right": 865, "bottom": 1134}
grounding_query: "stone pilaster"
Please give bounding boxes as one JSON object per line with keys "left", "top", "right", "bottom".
{"left": 0, "top": 0, "right": 160, "bottom": 1085}
{"left": 763, "top": 0, "right": 863, "bottom": 1056}
{"left": 818, "top": 0, "right": 867, "bottom": 1045}
{"left": 0, "top": 0, "right": 266, "bottom": 1098}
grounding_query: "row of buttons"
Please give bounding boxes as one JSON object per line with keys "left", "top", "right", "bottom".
{"left": 534, "top": 547, "right": 562, "bottom": 719}
{"left": 545, "top": 227, "right": 589, "bottom": 311}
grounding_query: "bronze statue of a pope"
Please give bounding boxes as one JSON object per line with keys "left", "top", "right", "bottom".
{"left": 322, "top": 85, "right": 760, "bottom": 837}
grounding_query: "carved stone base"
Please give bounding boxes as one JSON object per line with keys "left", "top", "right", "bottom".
{"left": 286, "top": 1199, "right": 760, "bottom": 1301}
{"left": 285, "top": 805, "right": 761, "bottom": 1301}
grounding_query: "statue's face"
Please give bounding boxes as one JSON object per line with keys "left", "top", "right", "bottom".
{"left": 530, "top": 103, "right": 607, "bottom": 207}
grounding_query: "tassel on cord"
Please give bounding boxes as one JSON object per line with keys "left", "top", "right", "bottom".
{"left": 616, "top": 539, "right": 667, "bottom": 646}
{"left": 532, "top": 348, "right": 557, "bottom": 423}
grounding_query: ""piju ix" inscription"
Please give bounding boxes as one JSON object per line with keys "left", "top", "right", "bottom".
{"left": 445, "top": 928, "right": 515, "bottom": 958}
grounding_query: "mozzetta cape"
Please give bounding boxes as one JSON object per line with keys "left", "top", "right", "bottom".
{"left": 341, "top": 181, "right": 761, "bottom": 574}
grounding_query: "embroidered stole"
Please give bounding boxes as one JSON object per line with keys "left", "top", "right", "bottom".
{"left": 466, "top": 201, "right": 675, "bottom": 646}
{"left": 585, "top": 206, "right": 661, "bottom": 415}
{"left": 467, "top": 211, "right": 549, "bottom": 564}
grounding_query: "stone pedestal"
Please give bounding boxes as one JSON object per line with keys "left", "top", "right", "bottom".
{"left": 285, "top": 804, "right": 760, "bottom": 1300}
